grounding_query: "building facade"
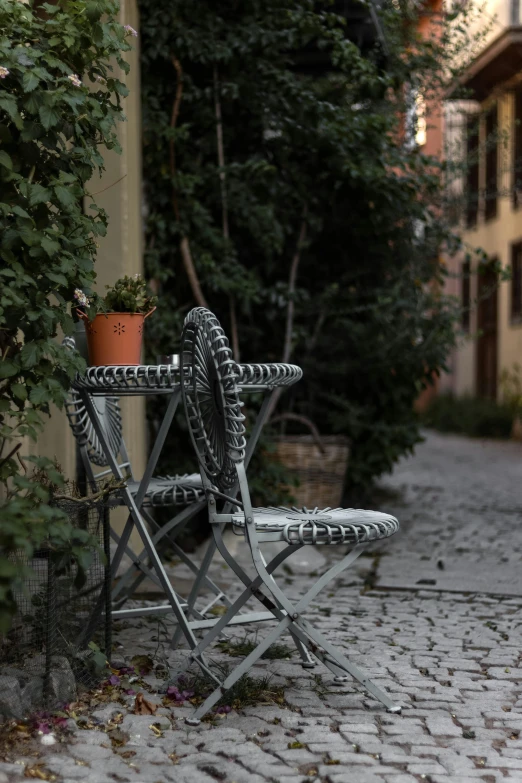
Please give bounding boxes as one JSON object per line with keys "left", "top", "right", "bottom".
{"left": 441, "top": 0, "right": 522, "bottom": 401}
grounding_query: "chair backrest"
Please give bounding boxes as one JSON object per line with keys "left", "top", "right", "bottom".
{"left": 63, "top": 336, "right": 125, "bottom": 471}
{"left": 180, "top": 308, "right": 246, "bottom": 492}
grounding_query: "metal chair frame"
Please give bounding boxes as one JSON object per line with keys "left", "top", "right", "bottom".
{"left": 66, "top": 340, "right": 306, "bottom": 649}
{"left": 179, "top": 307, "right": 402, "bottom": 724}
{"left": 64, "top": 338, "right": 219, "bottom": 615}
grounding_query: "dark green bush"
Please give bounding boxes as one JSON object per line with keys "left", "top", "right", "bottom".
{"left": 422, "top": 394, "right": 513, "bottom": 439}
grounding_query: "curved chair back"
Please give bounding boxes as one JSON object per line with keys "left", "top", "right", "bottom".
{"left": 180, "top": 307, "right": 246, "bottom": 492}
{"left": 63, "top": 336, "right": 126, "bottom": 472}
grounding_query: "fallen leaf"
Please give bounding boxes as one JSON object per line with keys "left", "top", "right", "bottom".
{"left": 107, "top": 728, "right": 129, "bottom": 747}
{"left": 149, "top": 723, "right": 163, "bottom": 737}
{"left": 24, "top": 765, "right": 56, "bottom": 781}
{"left": 133, "top": 692, "right": 157, "bottom": 715}
{"left": 130, "top": 655, "right": 154, "bottom": 674}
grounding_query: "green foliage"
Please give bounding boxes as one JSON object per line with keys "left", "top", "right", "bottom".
{"left": 422, "top": 393, "right": 513, "bottom": 439}
{"left": 0, "top": 0, "right": 130, "bottom": 631}
{"left": 140, "top": 0, "right": 486, "bottom": 492}
{"left": 499, "top": 364, "right": 522, "bottom": 417}
{"left": 216, "top": 634, "right": 294, "bottom": 660}
{"left": 83, "top": 274, "right": 158, "bottom": 317}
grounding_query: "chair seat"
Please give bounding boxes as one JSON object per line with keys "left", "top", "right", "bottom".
{"left": 127, "top": 473, "right": 204, "bottom": 507}
{"left": 231, "top": 506, "right": 399, "bottom": 544}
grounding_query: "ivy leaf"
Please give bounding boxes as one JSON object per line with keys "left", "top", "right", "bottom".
{"left": 0, "top": 361, "right": 19, "bottom": 379}
{"left": 17, "top": 53, "right": 35, "bottom": 67}
{"left": 29, "top": 386, "right": 51, "bottom": 405}
{"left": 85, "top": 0, "right": 106, "bottom": 21}
{"left": 28, "top": 184, "right": 51, "bottom": 207}
{"left": 20, "top": 342, "right": 40, "bottom": 369}
{"left": 54, "top": 185, "right": 76, "bottom": 209}
{"left": 23, "top": 71, "right": 40, "bottom": 93}
{"left": 41, "top": 238, "right": 61, "bottom": 257}
{"left": 10, "top": 384, "right": 27, "bottom": 401}
{"left": 39, "top": 104, "right": 61, "bottom": 131}
{"left": 0, "top": 95, "right": 22, "bottom": 129}
{"left": 46, "top": 270, "right": 68, "bottom": 285}
{"left": 11, "top": 206, "right": 30, "bottom": 219}
{"left": 0, "top": 151, "right": 13, "bottom": 170}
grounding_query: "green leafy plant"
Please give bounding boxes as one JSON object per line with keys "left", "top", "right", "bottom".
{"left": 140, "top": 0, "right": 489, "bottom": 496}
{"left": 499, "top": 364, "right": 522, "bottom": 418}
{"left": 216, "top": 634, "right": 294, "bottom": 660}
{"left": 421, "top": 393, "right": 513, "bottom": 439}
{"left": 80, "top": 274, "right": 158, "bottom": 318}
{"left": 0, "top": 0, "right": 131, "bottom": 631}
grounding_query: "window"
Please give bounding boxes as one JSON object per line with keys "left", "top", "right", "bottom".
{"left": 461, "top": 260, "right": 471, "bottom": 330}
{"left": 513, "top": 86, "right": 522, "bottom": 207}
{"left": 466, "top": 116, "right": 479, "bottom": 228}
{"left": 485, "top": 105, "right": 498, "bottom": 221}
{"left": 511, "top": 242, "right": 522, "bottom": 320}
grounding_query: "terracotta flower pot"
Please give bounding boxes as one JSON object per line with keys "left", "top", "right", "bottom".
{"left": 77, "top": 309, "right": 155, "bottom": 366}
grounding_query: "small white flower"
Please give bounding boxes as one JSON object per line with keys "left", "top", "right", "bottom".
{"left": 124, "top": 24, "right": 138, "bottom": 37}
{"left": 0, "top": 67, "right": 9, "bottom": 79}
{"left": 40, "top": 734, "right": 56, "bottom": 746}
{"left": 74, "top": 288, "right": 90, "bottom": 307}
{"left": 68, "top": 73, "right": 82, "bottom": 88}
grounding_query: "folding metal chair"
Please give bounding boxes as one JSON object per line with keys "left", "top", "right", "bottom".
{"left": 63, "top": 336, "right": 223, "bottom": 614}
{"left": 179, "top": 307, "right": 402, "bottom": 723}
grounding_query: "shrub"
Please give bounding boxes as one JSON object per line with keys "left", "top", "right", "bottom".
{"left": 422, "top": 394, "right": 513, "bottom": 439}
{"left": 0, "top": 0, "right": 131, "bottom": 631}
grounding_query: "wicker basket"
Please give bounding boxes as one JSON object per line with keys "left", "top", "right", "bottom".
{"left": 273, "top": 434, "right": 350, "bottom": 509}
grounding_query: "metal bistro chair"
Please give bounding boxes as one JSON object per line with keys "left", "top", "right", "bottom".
{"left": 63, "top": 336, "right": 226, "bottom": 614}
{"left": 179, "top": 307, "right": 402, "bottom": 723}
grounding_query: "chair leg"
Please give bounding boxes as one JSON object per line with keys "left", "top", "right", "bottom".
{"left": 197, "top": 528, "right": 314, "bottom": 667}
{"left": 184, "top": 536, "right": 400, "bottom": 723}
{"left": 186, "top": 615, "right": 292, "bottom": 725}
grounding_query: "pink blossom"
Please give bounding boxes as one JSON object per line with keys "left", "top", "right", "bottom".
{"left": 0, "top": 67, "right": 9, "bottom": 79}
{"left": 68, "top": 73, "right": 82, "bottom": 88}
{"left": 124, "top": 25, "right": 137, "bottom": 37}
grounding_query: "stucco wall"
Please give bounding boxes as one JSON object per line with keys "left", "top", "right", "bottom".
{"left": 444, "top": 87, "right": 522, "bottom": 399}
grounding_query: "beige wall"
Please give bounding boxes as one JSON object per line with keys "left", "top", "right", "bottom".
{"left": 443, "top": 86, "right": 522, "bottom": 399}
{"left": 26, "top": 0, "right": 146, "bottom": 542}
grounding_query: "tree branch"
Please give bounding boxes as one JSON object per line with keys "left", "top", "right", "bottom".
{"left": 265, "top": 208, "right": 308, "bottom": 421}
{"left": 213, "top": 65, "right": 239, "bottom": 359}
{"left": 170, "top": 56, "right": 208, "bottom": 309}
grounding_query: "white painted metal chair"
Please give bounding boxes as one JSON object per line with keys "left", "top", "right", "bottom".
{"left": 179, "top": 307, "right": 402, "bottom": 723}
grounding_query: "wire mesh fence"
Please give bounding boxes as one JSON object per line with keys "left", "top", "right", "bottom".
{"left": 0, "top": 485, "right": 116, "bottom": 720}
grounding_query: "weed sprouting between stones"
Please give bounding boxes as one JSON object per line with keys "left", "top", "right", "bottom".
{"left": 215, "top": 635, "right": 294, "bottom": 661}
{"left": 169, "top": 663, "right": 286, "bottom": 716}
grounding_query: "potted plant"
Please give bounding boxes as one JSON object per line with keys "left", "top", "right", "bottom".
{"left": 75, "top": 275, "right": 157, "bottom": 366}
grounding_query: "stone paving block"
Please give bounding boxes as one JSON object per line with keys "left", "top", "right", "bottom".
{"left": 0, "top": 761, "right": 25, "bottom": 777}
{"left": 277, "top": 748, "right": 324, "bottom": 764}
{"left": 326, "top": 771, "right": 389, "bottom": 783}
{"left": 70, "top": 743, "right": 114, "bottom": 761}
{"left": 407, "top": 761, "right": 449, "bottom": 775}
{"left": 426, "top": 717, "right": 462, "bottom": 736}
{"left": 70, "top": 729, "right": 111, "bottom": 745}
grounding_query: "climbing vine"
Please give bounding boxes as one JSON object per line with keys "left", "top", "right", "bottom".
{"left": 0, "top": 0, "right": 131, "bottom": 630}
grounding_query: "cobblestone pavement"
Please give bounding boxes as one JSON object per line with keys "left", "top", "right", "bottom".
{"left": 2, "top": 431, "right": 522, "bottom": 783}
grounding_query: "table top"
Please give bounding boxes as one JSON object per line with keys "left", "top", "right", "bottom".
{"left": 72, "top": 362, "right": 303, "bottom": 396}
